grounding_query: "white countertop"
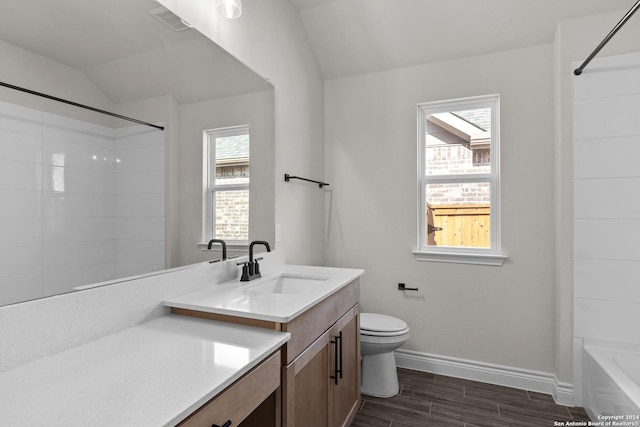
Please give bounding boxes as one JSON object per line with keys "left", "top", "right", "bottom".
{"left": 164, "top": 264, "right": 364, "bottom": 322}
{"left": 0, "top": 315, "right": 290, "bottom": 427}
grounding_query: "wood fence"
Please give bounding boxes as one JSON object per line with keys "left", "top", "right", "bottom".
{"left": 427, "top": 204, "right": 490, "bottom": 248}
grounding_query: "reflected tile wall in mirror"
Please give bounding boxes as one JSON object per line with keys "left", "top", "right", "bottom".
{"left": 0, "top": 100, "right": 165, "bottom": 306}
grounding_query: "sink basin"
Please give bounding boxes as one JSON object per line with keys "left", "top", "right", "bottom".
{"left": 248, "top": 274, "right": 329, "bottom": 295}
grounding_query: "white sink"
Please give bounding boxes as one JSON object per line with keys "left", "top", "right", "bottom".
{"left": 247, "top": 274, "right": 329, "bottom": 295}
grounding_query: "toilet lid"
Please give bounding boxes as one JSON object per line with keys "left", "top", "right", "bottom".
{"left": 360, "top": 313, "right": 408, "bottom": 333}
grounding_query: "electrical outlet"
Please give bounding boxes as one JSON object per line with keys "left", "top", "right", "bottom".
{"left": 275, "top": 223, "right": 281, "bottom": 242}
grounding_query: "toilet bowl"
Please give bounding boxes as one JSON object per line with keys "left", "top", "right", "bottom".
{"left": 360, "top": 312, "right": 410, "bottom": 397}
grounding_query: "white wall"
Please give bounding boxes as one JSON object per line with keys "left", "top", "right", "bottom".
{"left": 158, "top": 0, "right": 326, "bottom": 265}
{"left": 0, "top": 40, "right": 115, "bottom": 126}
{"left": 573, "top": 52, "right": 640, "bottom": 343}
{"left": 324, "top": 44, "right": 557, "bottom": 373}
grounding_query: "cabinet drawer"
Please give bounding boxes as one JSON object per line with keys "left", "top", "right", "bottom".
{"left": 178, "top": 351, "right": 281, "bottom": 427}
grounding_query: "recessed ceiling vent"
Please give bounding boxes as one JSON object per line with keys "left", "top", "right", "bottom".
{"left": 149, "top": 5, "right": 193, "bottom": 32}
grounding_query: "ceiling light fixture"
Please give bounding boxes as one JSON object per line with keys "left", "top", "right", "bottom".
{"left": 217, "top": 0, "right": 242, "bottom": 19}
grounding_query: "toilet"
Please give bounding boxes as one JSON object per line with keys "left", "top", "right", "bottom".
{"left": 359, "top": 312, "right": 410, "bottom": 397}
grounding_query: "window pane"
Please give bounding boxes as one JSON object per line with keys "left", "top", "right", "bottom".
{"left": 215, "top": 189, "right": 249, "bottom": 241}
{"left": 215, "top": 134, "right": 249, "bottom": 186}
{"left": 425, "top": 183, "right": 491, "bottom": 248}
{"left": 424, "top": 107, "right": 491, "bottom": 176}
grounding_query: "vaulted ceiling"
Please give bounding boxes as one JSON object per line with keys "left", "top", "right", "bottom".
{"left": 0, "top": 0, "right": 270, "bottom": 104}
{"left": 290, "top": 0, "right": 637, "bottom": 79}
{"left": 0, "top": 0, "right": 636, "bottom": 102}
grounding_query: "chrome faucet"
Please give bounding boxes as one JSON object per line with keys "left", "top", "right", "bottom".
{"left": 238, "top": 240, "right": 271, "bottom": 281}
{"left": 207, "top": 239, "right": 227, "bottom": 263}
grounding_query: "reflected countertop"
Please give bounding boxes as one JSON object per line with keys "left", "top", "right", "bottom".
{"left": 0, "top": 315, "right": 289, "bottom": 427}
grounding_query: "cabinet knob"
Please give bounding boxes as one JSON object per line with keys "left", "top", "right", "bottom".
{"left": 212, "top": 421, "right": 232, "bottom": 427}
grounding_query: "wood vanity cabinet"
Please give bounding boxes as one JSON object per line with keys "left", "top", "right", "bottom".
{"left": 282, "top": 304, "right": 360, "bottom": 427}
{"left": 280, "top": 280, "right": 360, "bottom": 427}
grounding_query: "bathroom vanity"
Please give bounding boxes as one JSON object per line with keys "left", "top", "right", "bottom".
{"left": 165, "top": 264, "right": 363, "bottom": 427}
{"left": 0, "top": 254, "right": 362, "bottom": 427}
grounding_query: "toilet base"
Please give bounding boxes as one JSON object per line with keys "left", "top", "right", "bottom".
{"left": 361, "top": 351, "right": 399, "bottom": 397}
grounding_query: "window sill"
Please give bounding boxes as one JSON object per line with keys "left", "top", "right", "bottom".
{"left": 412, "top": 250, "right": 507, "bottom": 266}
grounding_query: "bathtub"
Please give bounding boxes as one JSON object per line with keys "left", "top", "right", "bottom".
{"left": 583, "top": 343, "right": 640, "bottom": 422}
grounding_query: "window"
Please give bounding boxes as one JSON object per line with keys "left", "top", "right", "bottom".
{"left": 415, "top": 95, "right": 505, "bottom": 266}
{"left": 203, "top": 125, "right": 250, "bottom": 245}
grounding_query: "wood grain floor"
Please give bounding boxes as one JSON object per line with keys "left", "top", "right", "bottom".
{"left": 352, "top": 368, "right": 591, "bottom": 427}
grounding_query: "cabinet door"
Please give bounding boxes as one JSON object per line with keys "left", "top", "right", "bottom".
{"left": 282, "top": 330, "right": 331, "bottom": 427}
{"left": 330, "top": 306, "right": 360, "bottom": 427}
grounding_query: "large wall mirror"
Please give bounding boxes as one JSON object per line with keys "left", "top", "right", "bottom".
{"left": 0, "top": 0, "right": 275, "bottom": 306}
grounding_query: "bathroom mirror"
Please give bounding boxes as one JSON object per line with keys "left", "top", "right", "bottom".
{"left": 0, "top": 0, "right": 275, "bottom": 306}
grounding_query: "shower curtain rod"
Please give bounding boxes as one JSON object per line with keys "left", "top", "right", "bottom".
{"left": 574, "top": 0, "right": 640, "bottom": 76}
{"left": 0, "top": 81, "right": 164, "bottom": 131}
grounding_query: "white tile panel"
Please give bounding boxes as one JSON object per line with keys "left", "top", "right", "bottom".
{"left": 41, "top": 165, "right": 114, "bottom": 195}
{"left": 115, "top": 145, "right": 164, "bottom": 172}
{"left": 116, "top": 240, "right": 165, "bottom": 265}
{"left": 115, "top": 217, "right": 164, "bottom": 241}
{"left": 42, "top": 218, "right": 115, "bottom": 243}
{"left": 115, "top": 193, "right": 164, "bottom": 217}
{"left": 0, "top": 160, "right": 41, "bottom": 191}
{"left": 0, "top": 131, "right": 41, "bottom": 163}
{"left": 0, "top": 245, "right": 42, "bottom": 277}
{"left": 574, "top": 136, "right": 640, "bottom": 179}
{"left": 573, "top": 52, "right": 640, "bottom": 101}
{"left": 574, "top": 93, "right": 640, "bottom": 140}
{"left": 0, "top": 218, "right": 41, "bottom": 247}
{"left": 42, "top": 138, "right": 115, "bottom": 171}
{"left": 116, "top": 169, "right": 164, "bottom": 194}
{"left": 575, "top": 218, "right": 640, "bottom": 261}
{"left": 574, "top": 259, "right": 640, "bottom": 303}
{"left": 42, "top": 192, "right": 115, "bottom": 218}
{"left": 574, "top": 178, "right": 640, "bottom": 219}
{"left": 575, "top": 298, "right": 640, "bottom": 345}
{"left": 0, "top": 189, "right": 41, "bottom": 218}
{"left": 42, "top": 240, "right": 116, "bottom": 271}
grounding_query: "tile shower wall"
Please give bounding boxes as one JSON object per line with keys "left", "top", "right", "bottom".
{"left": 114, "top": 127, "right": 165, "bottom": 279}
{"left": 573, "top": 52, "right": 640, "bottom": 346}
{"left": 0, "top": 100, "right": 164, "bottom": 306}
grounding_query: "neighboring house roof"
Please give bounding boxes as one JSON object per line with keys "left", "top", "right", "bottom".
{"left": 216, "top": 135, "right": 249, "bottom": 163}
{"left": 428, "top": 108, "right": 491, "bottom": 150}
{"left": 453, "top": 108, "right": 491, "bottom": 132}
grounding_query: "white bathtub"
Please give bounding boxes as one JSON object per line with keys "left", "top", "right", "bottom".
{"left": 583, "top": 343, "right": 640, "bottom": 421}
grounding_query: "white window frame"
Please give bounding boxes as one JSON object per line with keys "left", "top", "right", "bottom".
{"left": 201, "top": 125, "right": 250, "bottom": 249}
{"left": 414, "top": 95, "right": 506, "bottom": 266}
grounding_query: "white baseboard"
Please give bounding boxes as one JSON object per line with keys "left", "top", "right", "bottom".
{"left": 395, "top": 349, "right": 574, "bottom": 407}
